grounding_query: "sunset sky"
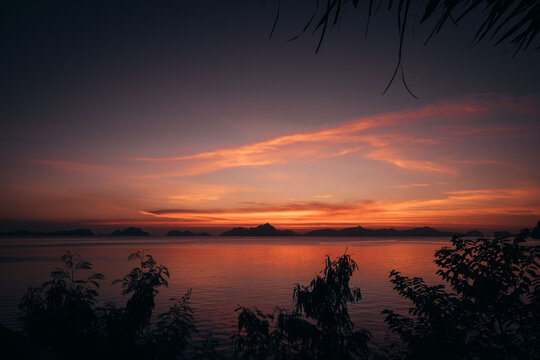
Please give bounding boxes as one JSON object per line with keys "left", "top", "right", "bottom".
{"left": 1, "top": 1, "right": 539, "bottom": 233}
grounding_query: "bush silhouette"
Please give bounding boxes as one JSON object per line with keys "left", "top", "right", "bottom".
{"left": 19, "top": 251, "right": 104, "bottom": 359}
{"left": 19, "top": 250, "right": 195, "bottom": 360}
{"left": 111, "top": 251, "right": 170, "bottom": 337}
{"left": 382, "top": 230, "right": 540, "bottom": 360}
{"left": 16, "top": 232, "right": 540, "bottom": 360}
{"left": 232, "top": 252, "right": 371, "bottom": 360}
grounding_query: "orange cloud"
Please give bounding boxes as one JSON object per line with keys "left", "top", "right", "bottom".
{"left": 134, "top": 96, "right": 511, "bottom": 177}
{"left": 140, "top": 187, "right": 540, "bottom": 228}
{"left": 364, "top": 148, "right": 455, "bottom": 174}
{"left": 18, "top": 94, "right": 539, "bottom": 230}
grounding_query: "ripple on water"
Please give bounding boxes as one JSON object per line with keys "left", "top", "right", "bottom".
{"left": 0, "top": 236, "right": 446, "bottom": 345}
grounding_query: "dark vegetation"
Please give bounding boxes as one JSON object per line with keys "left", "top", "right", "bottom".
{"left": 273, "top": 0, "right": 540, "bottom": 97}
{"left": 18, "top": 251, "right": 195, "bottom": 360}
{"left": 12, "top": 230, "right": 540, "bottom": 359}
{"left": 232, "top": 252, "right": 370, "bottom": 360}
{"left": 533, "top": 221, "right": 540, "bottom": 239}
{"left": 383, "top": 229, "right": 540, "bottom": 360}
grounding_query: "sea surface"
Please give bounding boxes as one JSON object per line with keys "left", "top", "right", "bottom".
{"left": 0, "top": 236, "right": 452, "bottom": 349}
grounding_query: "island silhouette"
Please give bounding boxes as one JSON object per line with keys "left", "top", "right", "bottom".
{"left": 110, "top": 227, "right": 150, "bottom": 236}
{"left": 166, "top": 230, "right": 211, "bottom": 237}
{"left": 220, "top": 223, "right": 296, "bottom": 236}
{"left": 5, "top": 222, "right": 540, "bottom": 238}
{"left": 0, "top": 229, "right": 95, "bottom": 237}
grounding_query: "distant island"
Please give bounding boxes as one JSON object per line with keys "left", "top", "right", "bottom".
{"left": 167, "top": 230, "right": 211, "bottom": 237}
{"left": 303, "top": 225, "right": 456, "bottom": 237}
{"left": 221, "top": 223, "right": 296, "bottom": 236}
{"left": 217, "top": 224, "right": 487, "bottom": 237}
{"left": 5, "top": 221, "right": 540, "bottom": 238}
{"left": 0, "top": 229, "right": 95, "bottom": 237}
{"left": 110, "top": 227, "right": 150, "bottom": 236}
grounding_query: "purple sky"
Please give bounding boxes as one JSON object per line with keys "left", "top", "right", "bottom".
{"left": 1, "top": 1, "right": 539, "bottom": 233}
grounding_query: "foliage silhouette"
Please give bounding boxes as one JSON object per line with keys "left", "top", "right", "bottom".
{"left": 19, "top": 250, "right": 195, "bottom": 360}
{"left": 193, "top": 333, "right": 224, "bottom": 360}
{"left": 273, "top": 0, "right": 540, "bottom": 97}
{"left": 112, "top": 250, "right": 170, "bottom": 336}
{"left": 382, "top": 230, "right": 540, "bottom": 360}
{"left": 531, "top": 220, "right": 540, "bottom": 239}
{"left": 15, "top": 231, "right": 540, "bottom": 360}
{"left": 150, "top": 290, "right": 196, "bottom": 360}
{"left": 19, "top": 251, "right": 104, "bottom": 360}
{"left": 232, "top": 252, "right": 371, "bottom": 360}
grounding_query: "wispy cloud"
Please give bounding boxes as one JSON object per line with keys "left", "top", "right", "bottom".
{"left": 18, "top": 94, "right": 540, "bottom": 229}
{"left": 364, "top": 148, "right": 455, "bottom": 174}
{"left": 141, "top": 186, "right": 540, "bottom": 227}
{"left": 134, "top": 96, "right": 518, "bottom": 177}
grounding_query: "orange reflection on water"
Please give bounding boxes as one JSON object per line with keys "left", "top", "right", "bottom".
{"left": 0, "top": 237, "right": 449, "bottom": 342}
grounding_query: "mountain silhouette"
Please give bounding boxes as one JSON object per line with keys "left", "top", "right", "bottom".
{"left": 304, "top": 225, "right": 454, "bottom": 237}
{"left": 0, "top": 228, "right": 95, "bottom": 237}
{"left": 110, "top": 227, "right": 150, "bottom": 236}
{"left": 221, "top": 223, "right": 296, "bottom": 236}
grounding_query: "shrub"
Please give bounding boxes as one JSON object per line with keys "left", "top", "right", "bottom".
{"left": 233, "top": 252, "right": 371, "bottom": 360}
{"left": 382, "top": 230, "right": 540, "bottom": 360}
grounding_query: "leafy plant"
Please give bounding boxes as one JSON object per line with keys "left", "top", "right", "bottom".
{"left": 272, "top": 0, "right": 540, "bottom": 97}
{"left": 193, "top": 333, "right": 224, "bottom": 360}
{"left": 19, "top": 250, "right": 196, "bottom": 360}
{"left": 112, "top": 250, "right": 170, "bottom": 336}
{"left": 150, "top": 289, "right": 196, "bottom": 360}
{"left": 233, "top": 252, "right": 371, "bottom": 360}
{"left": 19, "top": 251, "right": 104, "bottom": 359}
{"left": 382, "top": 230, "right": 540, "bottom": 360}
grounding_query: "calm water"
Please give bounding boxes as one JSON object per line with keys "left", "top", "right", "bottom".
{"left": 0, "top": 236, "right": 450, "bottom": 348}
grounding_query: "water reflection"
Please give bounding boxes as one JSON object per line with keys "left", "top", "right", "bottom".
{"left": 0, "top": 236, "right": 446, "bottom": 344}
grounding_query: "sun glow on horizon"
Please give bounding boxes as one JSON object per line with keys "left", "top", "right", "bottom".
{"left": 2, "top": 94, "right": 539, "bottom": 231}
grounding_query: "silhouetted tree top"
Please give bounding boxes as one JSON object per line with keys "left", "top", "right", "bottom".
{"left": 383, "top": 229, "right": 540, "bottom": 359}
{"left": 275, "top": 0, "right": 540, "bottom": 98}
{"left": 233, "top": 251, "right": 370, "bottom": 359}
{"left": 532, "top": 220, "right": 540, "bottom": 239}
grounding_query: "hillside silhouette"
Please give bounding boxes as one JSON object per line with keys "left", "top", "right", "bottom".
{"left": 110, "top": 227, "right": 150, "bottom": 236}
{"left": 0, "top": 229, "right": 95, "bottom": 237}
{"left": 220, "top": 223, "right": 296, "bottom": 236}
{"left": 304, "top": 225, "right": 455, "bottom": 237}
{"left": 166, "top": 230, "right": 211, "bottom": 237}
